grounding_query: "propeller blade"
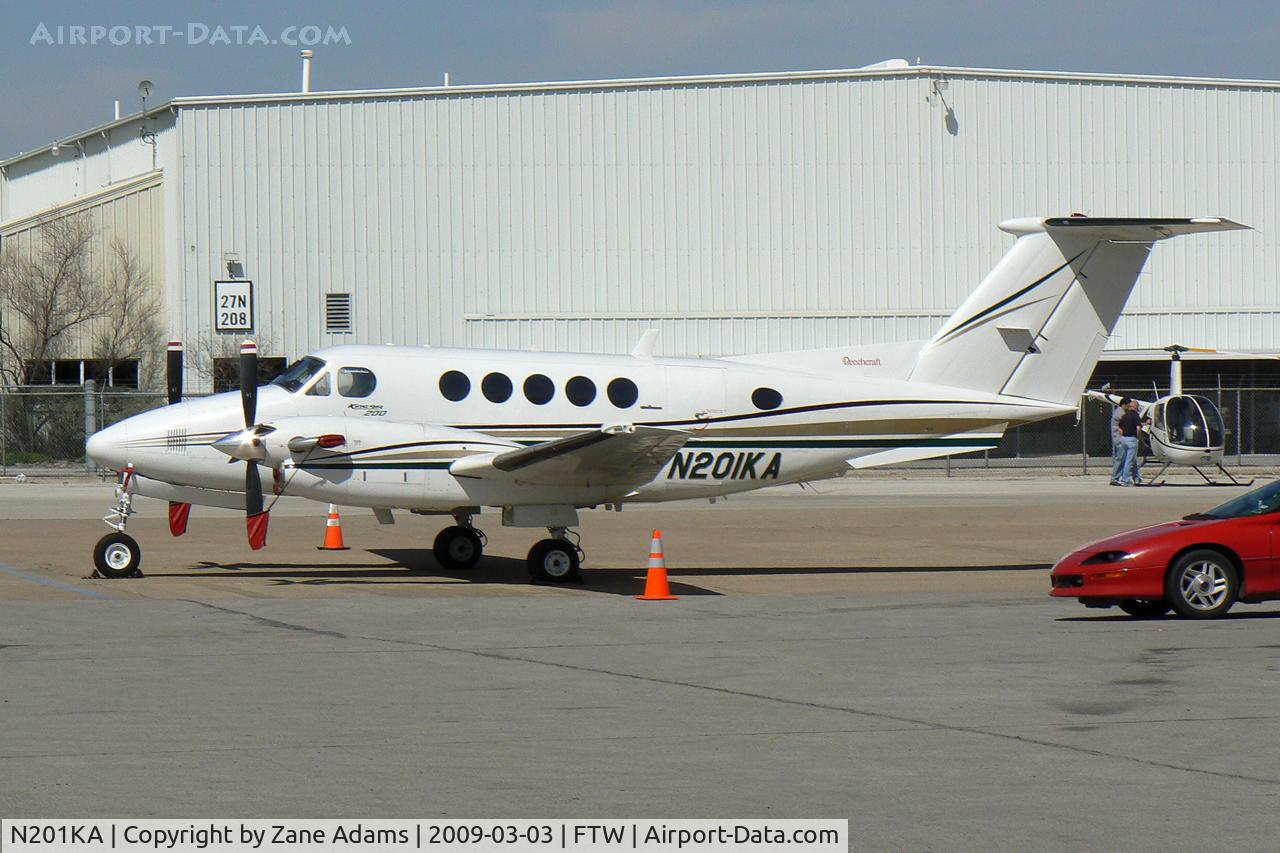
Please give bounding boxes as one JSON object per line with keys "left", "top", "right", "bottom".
{"left": 240, "top": 340, "right": 258, "bottom": 428}
{"left": 166, "top": 340, "right": 184, "bottom": 405}
{"left": 245, "top": 462, "right": 264, "bottom": 517}
{"left": 245, "top": 463, "right": 268, "bottom": 550}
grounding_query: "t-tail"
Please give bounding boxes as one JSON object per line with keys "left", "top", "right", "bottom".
{"left": 908, "top": 217, "right": 1248, "bottom": 406}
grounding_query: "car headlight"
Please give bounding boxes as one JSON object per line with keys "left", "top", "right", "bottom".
{"left": 1081, "top": 550, "right": 1134, "bottom": 566}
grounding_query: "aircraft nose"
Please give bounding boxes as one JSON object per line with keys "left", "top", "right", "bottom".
{"left": 86, "top": 420, "right": 129, "bottom": 470}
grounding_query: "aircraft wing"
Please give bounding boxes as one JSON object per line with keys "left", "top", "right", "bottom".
{"left": 450, "top": 424, "right": 689, "bottom": 487}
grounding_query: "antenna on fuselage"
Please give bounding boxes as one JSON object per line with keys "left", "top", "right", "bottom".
{"left": 631, "top": 329, "right": 660, "bottom": 359}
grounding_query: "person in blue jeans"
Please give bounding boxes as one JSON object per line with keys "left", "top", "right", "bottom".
{"left": 1110, "top": 397, "right": 1132, "bottom": 486}
{"left": 1116, "top": 400, "right": 1142, "bottom": 486}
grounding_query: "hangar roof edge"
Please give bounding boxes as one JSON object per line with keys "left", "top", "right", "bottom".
{"left": 7, "top": 63, "right": 1280, "bottom": 170}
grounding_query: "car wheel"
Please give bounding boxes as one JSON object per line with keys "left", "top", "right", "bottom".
{"left": 1118, "top": 599, "right": 1170, "bottom": 619}
{"left": 1165, "top": 549, "right": 1238, "bottom": 619}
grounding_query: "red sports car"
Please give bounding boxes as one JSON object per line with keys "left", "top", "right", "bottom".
{"left": 1051, "top": 479, "right": 1280, "bottom": 619}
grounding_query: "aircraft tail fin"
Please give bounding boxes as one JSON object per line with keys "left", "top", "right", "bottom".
{"left": 908, "top": 217, "right": 1247, "bottom": 407}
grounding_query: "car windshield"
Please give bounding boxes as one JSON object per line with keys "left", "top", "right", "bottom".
{"left": 271, "top": 356, "right": 327, "bottom": 393}
{"left": 1197, "top": 479, "right": 1280, "bottom": 519}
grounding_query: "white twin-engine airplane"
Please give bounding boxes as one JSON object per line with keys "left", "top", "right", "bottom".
{"left": 86, "top": 216, "right": 1246, "bottom": 582}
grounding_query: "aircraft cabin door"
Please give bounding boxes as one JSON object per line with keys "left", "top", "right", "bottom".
{"left": 664, "top": 364, "right": 726, "bottom": 430}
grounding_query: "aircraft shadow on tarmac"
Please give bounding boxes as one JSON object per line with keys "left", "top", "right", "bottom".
{"left": 142, "top": 552, "right": 1052, "bottom": 597}
{"left": 152, "top": 553, "right": 722, "bottom": 596}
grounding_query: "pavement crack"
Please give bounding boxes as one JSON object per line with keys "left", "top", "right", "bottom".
{"left": 180, "top": 602, "right": 1280, "bottom": 788}
{"left": 354, "top": 631, "right": 1280, "bottom": 787}
{"left": 182, "top": 600, "right": 351, "bottom": 640}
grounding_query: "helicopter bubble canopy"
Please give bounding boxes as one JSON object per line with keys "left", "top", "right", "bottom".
{"left": 1153, "top": 394, "right": 1224, "bottom": 451}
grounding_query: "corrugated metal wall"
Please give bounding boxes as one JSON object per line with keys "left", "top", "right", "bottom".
{"left": 0, "top": 175, "right": 165, "bottom": 366}
{"left": 173, "top": 70, "right": 1278, "bottom": 370}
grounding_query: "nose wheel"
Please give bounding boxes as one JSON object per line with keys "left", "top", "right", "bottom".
{"left": 93, "top": 469, "right": 143, "bottom": 579}
{"left": 527, "top": 528, "right": 583, "bottom": 583}
{"left": 93, "top": 532, "right": 142, "bottom": 579}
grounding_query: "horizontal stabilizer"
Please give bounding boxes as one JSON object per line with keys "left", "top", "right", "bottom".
{"left": 847, "top": 431, "right": 1003, "bottom": 470}
{"left": 1001, "top": 217, "right": 1249, "bottom": 239}
{"left": 450, "top": 424, "right": 689, "bottom": 488}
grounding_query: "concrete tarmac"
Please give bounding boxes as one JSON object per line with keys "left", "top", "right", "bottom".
{"left": 1, "top": 473, "right": 1279, "bottom": 850}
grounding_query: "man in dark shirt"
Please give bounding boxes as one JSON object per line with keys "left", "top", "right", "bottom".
{"left": 1117, "top": 400, "right": 1142, "bottom": 486}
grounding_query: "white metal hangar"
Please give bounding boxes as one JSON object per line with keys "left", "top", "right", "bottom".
{"left": 0, "top": 61, "right": 1276, "bottom": 391}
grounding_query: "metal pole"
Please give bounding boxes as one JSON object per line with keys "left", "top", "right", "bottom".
{"left": 1081, "top": 400, "right": 1088, "bottom": 474}
{"left": 1249, "top": 388, "right": 1256, "bottom": 460}
{"left": 1237, "top": 388, "right": 1243, "bottom": 465}
{"left": 1, "top": 388, "right": 6, "bottom": 477}
{"left": 946, "top": 455, "right": 952, "bottom": 478}
{"left": 83, "top": 380, "right": 96, "bottom": 475}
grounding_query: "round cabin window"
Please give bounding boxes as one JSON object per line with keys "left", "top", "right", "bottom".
{"left": 481, "top": 372, "right": 513, "bottom": 403}
{"left": 439, "top": 370, "right": 471, "bottom": 401}
{"left": 566, "top": 376, "right": 597, "bottom": 407}
{"left": 751, "top": 387, "right": 783, "bottom": 410}
{"left": 523, "top": 374, "right": 555, "bottom": 405}
{"left": 607, "top": 377, "right": 639, "bottom": 408}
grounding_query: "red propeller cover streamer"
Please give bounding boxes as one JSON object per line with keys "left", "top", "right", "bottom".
{"left": 168, "top": 501, "right": 191, "bottom": 537}
{"left": 247, "top": 512, "right": 270, "bottom": 550}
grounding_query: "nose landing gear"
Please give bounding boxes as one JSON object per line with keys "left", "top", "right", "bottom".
{"left": 93, "top": 469, "right": 143, "bottom": 578}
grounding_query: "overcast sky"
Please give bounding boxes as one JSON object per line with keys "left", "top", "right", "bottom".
{"left": 3, "top": 0, "right": 1280, "bottom": 159}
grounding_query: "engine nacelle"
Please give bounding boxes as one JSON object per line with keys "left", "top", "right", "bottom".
{"left": 255, "top": 416, "right": 520, "bottom": 468}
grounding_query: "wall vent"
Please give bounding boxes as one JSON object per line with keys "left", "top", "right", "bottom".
{"left": 324, "top": 292, "right": 353, "bottom": 333}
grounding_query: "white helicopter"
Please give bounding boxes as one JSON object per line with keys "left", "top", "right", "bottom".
{"left": 86, "top": 216, "right": 1246, "bottom": 581}
{"left": 1087, "top": 345, "right": 1259, "bottom": 485}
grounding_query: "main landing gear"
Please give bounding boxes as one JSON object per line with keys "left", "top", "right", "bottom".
{"left": 93, "top": 470, "right": 143, "bottom": 578}
{"left": 431, "top": 516, "right": 582, "bottom": 583}
{"left": 432, "top": 511, "right": 487, "bottom": 570}
{"left": 526, "top": 528, "right": 583, "bottom": 584}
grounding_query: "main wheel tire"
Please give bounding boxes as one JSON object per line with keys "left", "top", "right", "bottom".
{"left": 432, "top": 526, "right": 483, "bottom": 570}
{"left": 1165, "top": 549, "right": 1238, "bottom": 619}
{"left": 1118, "top": 599, "right": 1171, "bottom": 619}
{"left": 93, "top": 532, "right": 142, "bottom": 579}
{"left": 526, "top": 538, "right": 581, "bottom": 583}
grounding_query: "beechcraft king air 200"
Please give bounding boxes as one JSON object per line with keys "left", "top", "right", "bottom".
{"left": 86, "top": 216, "right": 1247, "bottom": 581}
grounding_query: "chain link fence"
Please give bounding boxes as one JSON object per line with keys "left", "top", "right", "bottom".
{"left": 0, "top": 386, "right": 186, "bottom": 475}
{"left": 1, "top": 384, "right": 1276, "bottom": 475}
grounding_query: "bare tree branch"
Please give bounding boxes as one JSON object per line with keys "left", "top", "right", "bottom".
{"left": 0, "top": 214, "right": 111, "bottom": 385}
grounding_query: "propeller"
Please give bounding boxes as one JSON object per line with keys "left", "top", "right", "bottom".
{"left": 239, "top": 341, "right": 269, "bottom": 550}
{"left": 165, "top": 340, "right": 192, "bottom": 536}
{"left": 166, "top": 340, "right": 184, "bottom": 405}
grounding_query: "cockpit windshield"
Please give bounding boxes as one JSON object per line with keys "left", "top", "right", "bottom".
{"left": 1163, "top": 395, "right": 1224, "bottom": 450}
{"left": 271, "top": 356, "right": 327, "bottom": 393}
{"left": 1197, "top": 479, "right": 1280, "bottom": 519}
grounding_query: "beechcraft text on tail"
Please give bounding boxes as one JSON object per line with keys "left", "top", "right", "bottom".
{"left": 85, "top": 216, "right": 1249, "bottom": 582}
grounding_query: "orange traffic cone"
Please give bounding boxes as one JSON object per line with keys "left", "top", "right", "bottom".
{"left": 636, "top": 529, "right": 678, "bottom": 600}
{"left": 317, "top": 503, "right": 350, "bottom": 551}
